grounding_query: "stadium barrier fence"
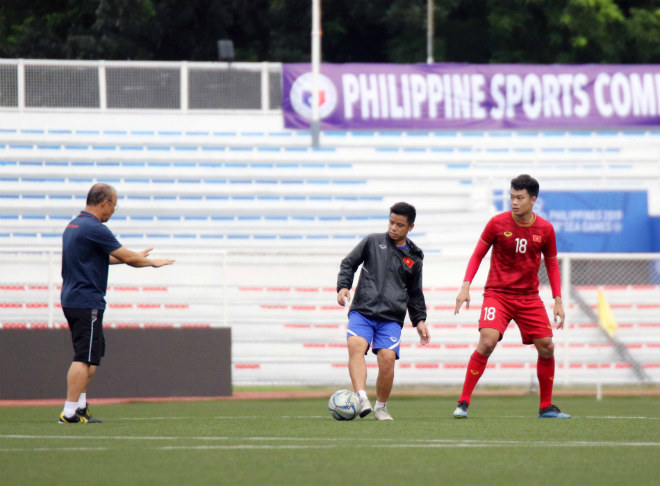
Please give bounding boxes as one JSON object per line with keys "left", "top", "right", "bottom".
{"left": 0, "top": 58, "right": 282, "bottom": 113}
{"left": 0, "top": 248, "right": 657, "bottom": 388}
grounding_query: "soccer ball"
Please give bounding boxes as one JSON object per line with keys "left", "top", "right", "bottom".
{"left": 328, "top": 389, "right": 360, "bottom": 421}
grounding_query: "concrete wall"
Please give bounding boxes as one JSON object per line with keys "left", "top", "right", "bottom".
{"left": 0, "top": 328, "right": 232, "bottom": 399}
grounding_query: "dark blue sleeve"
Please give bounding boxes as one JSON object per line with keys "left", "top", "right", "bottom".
{"left": 91, "top": 224, "right": 122, "bottom": 254}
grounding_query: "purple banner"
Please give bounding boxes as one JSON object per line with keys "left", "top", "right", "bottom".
{"left": 282, "top": 63, "right": 660, "bottom": 130}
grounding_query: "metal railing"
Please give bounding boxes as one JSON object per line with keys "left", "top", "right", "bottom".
{"left": 0, "top": 248, "right": 658, "bottom": 386}
{"left": 0, "top": 59, "right": 282, "bottom": 112}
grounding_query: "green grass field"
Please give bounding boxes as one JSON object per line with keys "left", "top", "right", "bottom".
{"left": 0, "top": 394, "right": 658, "bottom": 486}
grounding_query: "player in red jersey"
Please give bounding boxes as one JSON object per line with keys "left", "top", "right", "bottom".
{"left": 453, "top": 174, "right": 570, "bottom": 419}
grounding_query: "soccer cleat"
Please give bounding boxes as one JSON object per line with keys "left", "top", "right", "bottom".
{"left": 358, "top": 396, "right": 373, "bottom": 418}
{"left": 58, "top": 412, "right": 88, "bottom": 424}
{"left": 453, "top": 400, "right": 469, "bottom": 419}
{"left": 373, "top": 406, "right": 393, "bottom": 421}
{"left": 538, "top": 404, "right": 571, "bottom": 419}
{"left": 76, "top": 403, "right": 102, "bottom": 423}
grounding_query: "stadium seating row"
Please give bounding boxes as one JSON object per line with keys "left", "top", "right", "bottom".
{"left": 1, "top": 270, "right": 657, "bottom": 386}
{"left": 1, "top": 112, "right": 658, "bottom": 386}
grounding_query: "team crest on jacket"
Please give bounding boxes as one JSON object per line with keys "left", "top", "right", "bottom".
{"left": 403, "top": 257, "right": 414, "bottom": 268}
{"left": 504, "top": 231, "right": 512, "bottom": 237}
{"left": 533, "top": 235, "right": 542, "bottom": 242}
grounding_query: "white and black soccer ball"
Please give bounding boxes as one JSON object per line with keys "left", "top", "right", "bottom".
{"left": 328, "top": 389, "right": 360, "bottom": 421}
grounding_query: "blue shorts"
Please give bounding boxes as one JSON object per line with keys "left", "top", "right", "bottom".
{"left": 346, "top": 311, "right": 402, "bottom": 359}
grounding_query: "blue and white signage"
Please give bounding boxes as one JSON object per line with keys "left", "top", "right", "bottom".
{"left": 535, "top": 191, "right": 657, "bottom": 252}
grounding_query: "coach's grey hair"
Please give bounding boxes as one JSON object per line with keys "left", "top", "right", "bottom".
{"left": 86, "top": 183, "right": 116, "bottom": 206}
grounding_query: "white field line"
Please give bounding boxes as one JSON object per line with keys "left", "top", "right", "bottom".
{"left": 160, "top": 445, "right": 336, "bottom": 450}
{"left": 503, "top": 416, "right": 659, "bottom": 420}
{"left": 115, "top": 415, "right": 328, "bottom": 420}
{"left": 0, "top": 447, "right": 108, "bottom": 452}
{"left": 0, "top": 434, "right": 658, "bottom": 453}
{"left": 110, "top": 415, "right": 660, "bottom": 421}
{"left": 583, "top": 416, "right": 660, "bottom": 420}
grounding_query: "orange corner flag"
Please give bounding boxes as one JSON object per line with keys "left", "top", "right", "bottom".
{"left": 597, "top": 288, "right": 618, "bottom": 338}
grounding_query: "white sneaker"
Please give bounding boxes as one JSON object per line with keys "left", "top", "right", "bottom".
{"left": 373, "top": 406, "right": 393, "bottom": 421}
{"left": 358, "top": 396, "right": 373, "bottom": 418}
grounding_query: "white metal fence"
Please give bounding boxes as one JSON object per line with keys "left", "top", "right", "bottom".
{"left": 0, "top": 59, "right": 282, "bottom": 112}
{"left": 0, "top": 248, "right": 658, "bottom": 386}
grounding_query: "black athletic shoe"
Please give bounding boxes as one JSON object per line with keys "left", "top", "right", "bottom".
{"left": 453, "top": 400, "right": 469, "bottom": 418}
{"left": 538, "top": 404, "right": 571, "bottom": 419}
{"left": 58, "top": 412, "right": 88, "bottom": 424}
{"left": 76, "top": 403, "right": 102, "bottom": 423}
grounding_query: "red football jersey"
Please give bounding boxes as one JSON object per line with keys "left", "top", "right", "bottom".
{"left": 480, "top": 211, "right": 558, "bottom": 296}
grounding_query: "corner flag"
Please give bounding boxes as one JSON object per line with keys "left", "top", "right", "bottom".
{"left": 597, "top": 288, "right": 618, "bottom": 338}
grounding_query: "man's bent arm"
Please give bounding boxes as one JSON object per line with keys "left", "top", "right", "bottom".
{"left": 110, "top": 247, "right": 175, "bottom": 268}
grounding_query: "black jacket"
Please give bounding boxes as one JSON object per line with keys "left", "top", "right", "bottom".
{"left": 337, "top": 232, "right": 427, "bottom": 327}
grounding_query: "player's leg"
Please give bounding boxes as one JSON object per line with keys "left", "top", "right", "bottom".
{"left": 60, "top": 308, "right": 103, "bottom": 423}
{"left": 453, "top": 328, "right": 499, "bottom": 418}
{"left": 454, "top": 295, "right": 511, "bottom": 418}
{"left": 375, "top": 349, "right": 396, "bottom": 402}
{"left": 59, "top": 361, "right": 90, "bottom": 423}
{"left": 76, "top": 364, "right": 102, "bottom": 422}
{"left": 373, "top": 349, "right": 396, "bottom": 420}
{"left": 346, "top": 311, "right": 375, "bottom": 417}
{"left": 518, "top": 299, "right": 570, "bottom": 418}
{"left": 371, "top": 320, "right": 401, "bottom": 420}
{"left": 347, "top": 336, "right": 369, "bottom": 393}
{"left": 533, "top": 337, "right": 569, "bottom": 418}
{"left": 65, "top": 361, "right": 90, "bottom": 403}
{"left": 533, "top": 336, "right": 569, "bottom": 417}
{"left": 533, "top": 336, "right": 555, "bottom": 408}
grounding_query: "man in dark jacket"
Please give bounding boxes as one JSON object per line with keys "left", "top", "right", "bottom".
{"left": 337, "top": 202, "right": 430, "bottom": 420}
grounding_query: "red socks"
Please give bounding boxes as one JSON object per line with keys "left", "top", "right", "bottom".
{"left": 458, "top": 350, "right": 489, "bottom": 404}
{"left": 537, "top": 356, "right": 555, "bottom": 410}
{"left": 459, "top": 352, "right": 555, "bottom": 409}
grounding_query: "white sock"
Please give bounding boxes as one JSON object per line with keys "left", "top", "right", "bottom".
{"left": 357, "top": 390, "right": 368, "bottom": 399}
{"left": 375, "top": 400, "right": 387, "bottom": 409}
{"left": 77, "top": 393, "right": 87, "bottom": 409}
{"left": 63, "top": 401, "right": 78, "bottom": 417}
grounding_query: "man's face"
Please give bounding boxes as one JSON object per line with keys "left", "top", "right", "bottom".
{"left": 510, "top": 188, "right": 536, "bottom": 218}
{"left": 388, "top": 213, "right": 413, "bottom": 243}
{"left": 100, "top": 193, "right": 118, "bottom": 222}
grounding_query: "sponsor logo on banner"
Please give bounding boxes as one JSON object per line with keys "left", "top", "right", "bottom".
{"left": 290, "top": 72, "right": 338, "bottom": 120}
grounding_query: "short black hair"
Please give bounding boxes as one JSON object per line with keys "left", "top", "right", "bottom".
{"left": 510, "top": 174, "right": 539, "bottom": 198}
{"left": 389, "top": 201, "right": 416, "bottom": 224}
{"left": 86, "top": 183, "right": 115, "bottom": 206}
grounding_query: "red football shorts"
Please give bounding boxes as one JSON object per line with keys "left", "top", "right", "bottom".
{"left": 478, "top": 292, "right": 553, "bottom": 345}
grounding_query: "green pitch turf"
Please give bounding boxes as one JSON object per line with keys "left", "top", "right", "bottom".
{"left": 0, "top": 395, "right": 658, "bottom": 486}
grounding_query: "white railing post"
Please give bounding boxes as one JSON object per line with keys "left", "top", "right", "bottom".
{"left": 561, "top": 254, "right": 571, "bottom": 386}
{"left": 310, "top": 0, "right": 321, "bottom": 147}
{"left": 17, "top": 59, "right": 25, "bottom": 112}
{"left": 261, "top": 62, "right": 270, "bottom": 112}
{"left": 180, "top": 62, "right": 189, "bottom": 112}
{"left": 98, "top": 60, "right": 107, "bottom": 111}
